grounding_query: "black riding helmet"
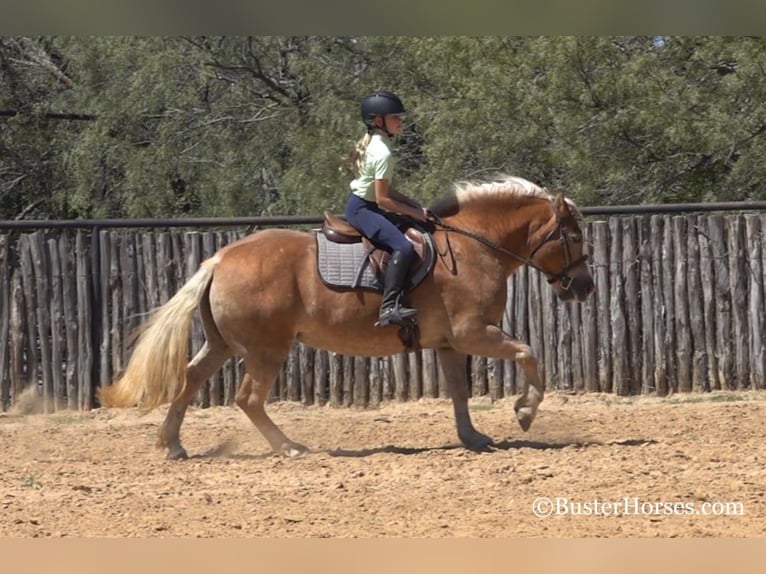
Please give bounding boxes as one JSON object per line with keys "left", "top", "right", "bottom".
{"left": 361, "top": 91, "right": 406, "bottom": 131}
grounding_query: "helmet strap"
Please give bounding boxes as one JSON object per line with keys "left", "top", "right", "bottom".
{"left": 370, "top": 119, "right": 394, "bottom": 138}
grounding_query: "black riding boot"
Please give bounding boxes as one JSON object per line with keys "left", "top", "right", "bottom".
{"left": 377, "top": 249, "right": 418, "bottom": 326}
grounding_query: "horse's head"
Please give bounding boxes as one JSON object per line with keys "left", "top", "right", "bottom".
{"left": 431, "top": 176, "right": 595, "bottom": 302}
{"left": 528, "top": 193, "right": 594, "bottom": 302}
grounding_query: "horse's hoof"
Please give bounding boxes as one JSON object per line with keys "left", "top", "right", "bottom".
{"left": 280, "top": 442, "right": 309, "bottom": 458}
{"left": 166, "top": 447, "right": 189, "bottom": 460}
{"left": 515, "top": 407, "right": 535, "bottom": 432}
{"left": 460, "top": 431, "right": 495, "bottom": 452}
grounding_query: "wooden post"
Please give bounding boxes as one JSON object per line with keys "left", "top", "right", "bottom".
{"left": 422, "top": 349, "right": 439, "bottom": 399}
{"left": 592, "top": 221, "right": 610, "bottom": 393}
{"left": 156, "top": 232, "right": 173, "bottom": 305}
{"left": 120, "top": 232, "right": 138, "bottom": 369}
{"left": 76, "top": 231, "right": 93, "bottom": 410}
{"left": 622, "top": 217, "right": 641, "bottom": 395}
{"left": 569, "top": 296, "right": 584, "bottom": 393}
{"left": 383, "top": 357, "right": 396, "bottom": 401}
{"left": 408, "top": 352, "right": 422, "bottom": 401}
{"left": 745, "top": 215, "right": 765, "bottom": 389}
{"left": 353, "top": 355, "right": 369, "bottom": 407}
{"left": 48, "top": 238, "right": 65, "bottom": 410}
{"left": 685, "top": 216, "right": 708, "bottom": 392}
{"left": 505, "top": 274, "right": 520, "bottom": 396}
{"left": 368, "top": 355, "right": 381, "bottom": 407}
{"left": 98, "top": 230, "right": 112, "bottom": 397}
{"left": 556, "top": 303, "right": 573, "bottom": 392}
{"left": 60, "top": 234, "right": 79, "bottom": 409}
{"left": 707, "top": 215, "right": 731, "bottom": 390}
{"left": 300, "top": 344, "right": 315, "bottom": 406}
{"left": 285, "top": 348, "right": 300, "bottom": 403}
{"left": 580, "top": 221, "right": 599, "bottom": 393}
{"left": 313, "top": 349, "right": 329, "bottom": 406}
{"left": 329, "top": 351, "right": 343, "bottom": 407}
{"left": 437, "top": 352, "right": 449, "bottom": 398}
{"left": 342, "top": 354, "right": 354, "bottom": 407}
{"left": 638, "top": 216, "right": 655, "bottom": 394}
{"left": 471, "top": 355, "right": 487, "bottom": 397}
{"left": 650, "top": 216, "right": 667, "bottom": 394}
{"left": 109, "top": 234, "right": 123, "bottom": 386}
{"left": 761, "top": 213, "right": 766, "bottom": 389}
{"left": 527, "top": 266, "right": 544, "bottom": 389}
{"left": 672, "top": 217, "right": 692, "bottom": 392}
{"left": 18, "top": 236, "right": 39, "bottom": 398}
{"left": 660, "top": 216, "right": 676, "bottom": 394}
{"left": 9, "top": 270, "right": 26, "bottom": 406}
{"left": 541, "top": 272, "right": 557, "bottom": 391}
{"left": 488, "top": 356, "right": 504, "bottom": 400}
{"left": 141, "top": 233, "right": 158, "bottom": 314}
{"left": 609, "top": 218, "right": 628, "bottom": 395}
{"left": 727, "top": 215, "right": 750, "bottom": 389}
{"left": 393, "top": 352, "right": 408, "bottom": 402}
{"left": 697, "top": 216, "right": 718, "bottom": 391}
{"left": 0, "top": 235, "right": 11, "bottom": 410}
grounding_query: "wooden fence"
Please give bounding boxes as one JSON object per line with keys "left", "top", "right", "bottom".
{"left": 1, "top": 212, "right": 765, "bottom": 413}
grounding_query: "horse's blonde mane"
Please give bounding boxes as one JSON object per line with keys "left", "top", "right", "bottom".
{"left": 432, "top": 175, "right": 556, "bottom": 217}
{"left": 453, "top": 175, "right": 552, "bottom": 204}
{"left": 430, "top": 174, "right": 582, "bottom": 220}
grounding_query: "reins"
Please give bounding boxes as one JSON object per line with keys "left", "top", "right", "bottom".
{"left": 428, "top": 211, "right": 588, "bottom": 290}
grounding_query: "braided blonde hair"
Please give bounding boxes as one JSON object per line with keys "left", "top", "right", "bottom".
{"left": 341, "top": 132, "right": 372, "bottom": 177}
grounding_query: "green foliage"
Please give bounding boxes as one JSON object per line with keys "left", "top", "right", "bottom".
{"left": 2, "top": 36, "right": 766, "bottom": 220}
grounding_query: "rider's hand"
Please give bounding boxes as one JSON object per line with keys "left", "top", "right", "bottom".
{"left": 407, "top": 206, "right": 428, "bottom": 222}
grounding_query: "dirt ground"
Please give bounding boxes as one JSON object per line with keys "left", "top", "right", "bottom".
{"left": 1, "top": 390, "right": 764, "bottom": 538}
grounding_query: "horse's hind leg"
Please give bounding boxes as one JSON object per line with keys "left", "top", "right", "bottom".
{"left": 437, "top": 348, "right": 494, "bottom": 451}
{"left": 236, "top": 351, "right": 309, "bottom": 457}
{"left": 158, "top": 341, "right": 231, "bottom": 460}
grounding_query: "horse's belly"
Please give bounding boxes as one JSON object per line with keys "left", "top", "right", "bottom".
{"left": 296, "top": 327, "right": 412, "bottom": 357}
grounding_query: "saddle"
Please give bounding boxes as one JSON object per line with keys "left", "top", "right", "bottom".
{"left": 316, "top": 211, "right": 436, "bottom": 293}
{"left": 320, "top": 212, "right": 436, "bottom": 291}
{"left": 315, "top": 212, "right": 436, "bottom": 352}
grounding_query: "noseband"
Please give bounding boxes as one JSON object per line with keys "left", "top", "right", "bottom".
{"left": 527, "top": 215, "right": 589, "bottom": 290}
{"left": 430, "top": 209, "right": 588, "bottom": 291}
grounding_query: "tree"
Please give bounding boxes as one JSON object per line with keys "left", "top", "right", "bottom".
{"left": 3, "top": 36, "right": 766, "bottom": 221}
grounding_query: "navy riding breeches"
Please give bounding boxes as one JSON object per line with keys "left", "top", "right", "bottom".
{"left": 345, "top": 194, "right": 414, "bottom": 257}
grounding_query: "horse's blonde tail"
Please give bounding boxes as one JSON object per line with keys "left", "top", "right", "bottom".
{"left": 98, "top": 256, "right": 220, "bottom": 413}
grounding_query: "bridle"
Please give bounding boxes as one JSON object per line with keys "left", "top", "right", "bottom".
{"left": 429, "top": 207, "right": 589, "bottom": 291}
{"left": 525, "top": 213, "right": 589, "bottom": 290}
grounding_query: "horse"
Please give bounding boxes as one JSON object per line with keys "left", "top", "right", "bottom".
{"left": 99, "top": 175, "right": 595, "bottom": 459}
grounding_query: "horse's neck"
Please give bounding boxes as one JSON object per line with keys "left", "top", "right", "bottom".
{"left": 447, "top": 197, "right": 553, "bottom": 258}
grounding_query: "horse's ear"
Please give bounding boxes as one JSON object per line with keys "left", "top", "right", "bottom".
{"left": 554, "top": 192, "right": 571, "bottom": 217}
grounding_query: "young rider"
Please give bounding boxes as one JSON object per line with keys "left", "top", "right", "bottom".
{"left": 344, "top": 91, "right": 429, "bottom": 327}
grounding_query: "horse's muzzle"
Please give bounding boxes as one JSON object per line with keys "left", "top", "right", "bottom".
{"left": 556, "top": 275, "right": 595, "bottom": 302}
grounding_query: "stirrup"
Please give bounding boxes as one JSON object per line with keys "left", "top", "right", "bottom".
{"left": 376, "top": 305, "right": 418, "bottom": 327}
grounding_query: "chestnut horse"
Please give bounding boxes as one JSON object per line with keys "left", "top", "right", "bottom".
{"left": 100, "top": 176, "right": 594, "bottom": 459}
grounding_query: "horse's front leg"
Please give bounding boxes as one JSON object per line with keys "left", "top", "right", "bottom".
{"left": 451, "top": 324, "right": 543, "bottom": 432}
{"left": 436, "top": 348, "right": 494, "bottom": 451}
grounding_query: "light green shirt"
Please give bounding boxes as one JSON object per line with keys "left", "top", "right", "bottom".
{"left": 349, "top": 133, "right": 395, "bottom": 202}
